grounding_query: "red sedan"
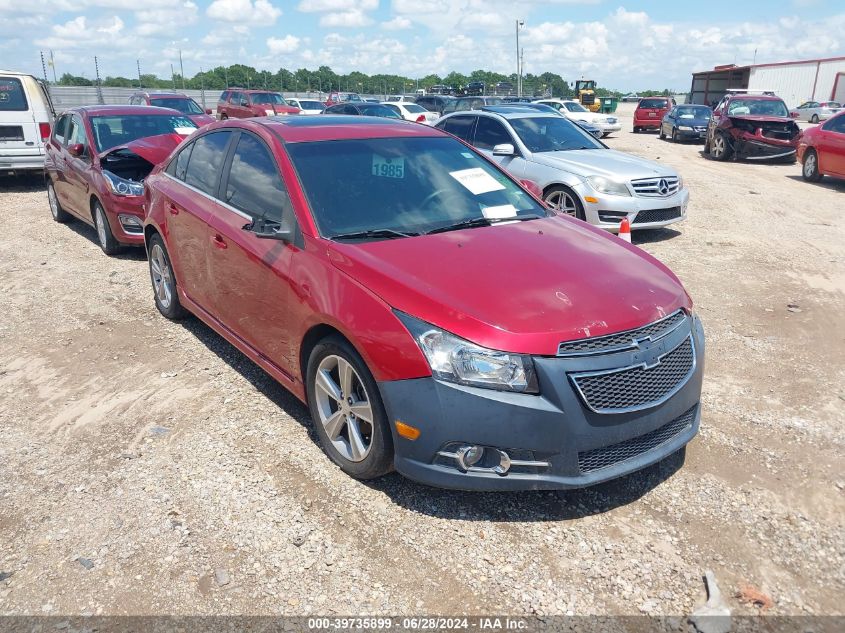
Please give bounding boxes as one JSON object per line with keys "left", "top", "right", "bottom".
{"left": 143, "top": 116, "right": 705, "bottom": 490}
{"left": 798, "top": 109, "right": 845, "bottom": 182}
{"left": 44, "top": 105, "right": 197, "bottom": 254}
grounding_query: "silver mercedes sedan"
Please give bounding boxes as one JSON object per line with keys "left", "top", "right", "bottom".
{"left": 435, "top": 106, "right": 689, "bottom": 232}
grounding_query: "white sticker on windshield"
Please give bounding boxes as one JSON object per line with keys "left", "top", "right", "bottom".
{"left": 372, "top": 154, "right": 405, "bottom": 178}
{"left": 174, "top": 127, "right": 196, "bottom": 135}
{"left": 482, "top": 204, "right": 518, "bottom": 220}
{"left": 449, "top": 167, "right": 506, "bottom": 195}
{"left": 461, "top": 152, "right": 474, "bottom": 158}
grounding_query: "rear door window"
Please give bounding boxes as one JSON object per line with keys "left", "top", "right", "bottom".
{"left": 441, "top": 115, "right": 476, "bottom": 141}
{"left": 222, "top": 132, "right": 292, "bottom": 222}
{"left": 639, "top": 98, "right": 668, "bottom": 109}
{"left": 0, "top": 77, "right": 28, "bottom": 111}
{"left": 184, "top": 131, "right": 232, "bottom": 196}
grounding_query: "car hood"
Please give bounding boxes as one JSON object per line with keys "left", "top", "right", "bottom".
{"left": 728, "top": 115, "right": 793, "bottom": 124}
{"left": 98, "top": 133, "right": 185, "bottom": 164}
{"left": 328, "top": 216, "right": 690, "bottom": 355}
{"left": 528, "top": 149, "right": 676, "bottom": 180}
{"left": 188, "top": 114, "right": 216, "bottom": 126}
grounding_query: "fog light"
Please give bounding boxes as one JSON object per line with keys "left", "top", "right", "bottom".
{"left": 456, "top": 445, "right": 484, "bottom": 470}
{"left": 118, "top": 214, "right": 143, "bottom": 234}
{"left": 494, "top": 450, "right": 511, "bottom": 475}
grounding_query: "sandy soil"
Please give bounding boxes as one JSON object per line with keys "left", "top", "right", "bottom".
{"left": 0, "top": 103, "right": 843, "bottom": 619}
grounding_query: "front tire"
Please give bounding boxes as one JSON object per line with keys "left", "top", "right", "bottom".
{"left": 671, "top": 128, "right": 679, "bottom": 143}
{"left": 47, "top": 181, "right": 71, "bottom": 223}
{"left": 148, "top": 234, "right": 188, "bottom": 320}
{"left": 92, "top": 201, "right": 121, "bottom": 255}
{"left": 543, "top": 185, "right": 586, "bottom": 221}
{"left": 658, "top": 126, "right": 665, "bottom": 140}
{"left": 306, "top": 337, "right": 393, "bottom": 480}
{"left": 811, "top": 114, "right": 819, "bottom": 124}
{"left": 709, "top": 131, "right": 732, "bottom": 161}
{"left": 802, "top": 149, "right": 823, "bottom": 182}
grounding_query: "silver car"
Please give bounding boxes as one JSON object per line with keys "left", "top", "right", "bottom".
{"left": 435, "top": 106, "right": 689, "bottom": 232}
{"left": 790, "top": 100, "right": 842, "bottom": 123}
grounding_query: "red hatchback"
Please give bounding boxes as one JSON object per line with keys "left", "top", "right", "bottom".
{"left": 798, "top": 110, "right": 845, "bottom": 182}
{"left": 44, "top": 105, "right": 197, "bottom": 254}
{"left": 217, "top": 89, "right": 300, "bottom": 119}
{"left": 143, "top": 116, "right": 705, "bottom": 490}
{"left": 633, "top": 97, "right": 674, "bottom": 132}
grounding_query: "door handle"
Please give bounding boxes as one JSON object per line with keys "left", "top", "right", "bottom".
{"left": 167, "top": 203, "right": 179, "bottom": 215}
{"left": 211, "top": 234, "right": 227, "bottom": 249}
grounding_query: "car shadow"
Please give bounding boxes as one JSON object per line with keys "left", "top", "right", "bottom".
{"left": 63, "top": 220, "right": 148, "bottom": 261}
{"left": 0, "top": 172, "right": 45, "bottom": 193}
{"left": 632, "top": 227, "right": 682, "bottom": 244}
{"left": 784, "top": 174, "right": 845, "bottom": 192}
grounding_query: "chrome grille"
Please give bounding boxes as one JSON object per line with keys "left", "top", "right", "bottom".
{"left": 578, "top": 406, "right": 697, "bottom": 473}
{"left": 557, "top": 310, "right": 686, "bottom": 356}
{"left": 633, "top": 207, "right": 682, "bottom": 224}
{"left": 570, "top": 336, "right": 695, "bottom": 413}
{"left": 630, "top": 176, "right": 680, "bottom": 198}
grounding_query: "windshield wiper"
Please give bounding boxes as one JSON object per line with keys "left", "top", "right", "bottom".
{"left": 331, "top": 228, "right": 419, "bottom": 241}
{"left": 426, "top": 214, "right": 543, "bottom": 235}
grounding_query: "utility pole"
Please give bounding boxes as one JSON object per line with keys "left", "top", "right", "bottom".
{"left": 199, "top": 66, "right": 206, "bottom": 108}
{"left": 137, "top": 59, "right": 142, "bottom": 89}
{"left": 94, "top": 56, "right": 104, "bottom": 104}
{"left": 40, "top": 51, "right": 48, "bottom": 83}
{"left": 171, "top": 64, "right": 176, "bottom": 89}
{"left": 515, "top": 19, "right": 524, "bottom": 97}
{"left": 49, "top": 50, "right": 57, "bottom": 83}
{"left": 179, "top": 49, "right": 185, "bottom": 89}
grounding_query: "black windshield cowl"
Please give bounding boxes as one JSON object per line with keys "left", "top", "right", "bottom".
{"left": 332, "top": 228, "right": 420, "bottom": 241}
{"left": 426, "top": 214, "right": 543, "bottom": 235}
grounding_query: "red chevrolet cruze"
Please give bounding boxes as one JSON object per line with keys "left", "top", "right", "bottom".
{"left": 44, "top": 105, "right": 197, "bottom": 254}
{"left": 143, "top": 115, "right": 705, "bottom": 490}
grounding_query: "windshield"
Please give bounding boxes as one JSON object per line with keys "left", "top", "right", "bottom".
{"left": 403, "top": 104, "right": 427, "bottom": 113}
{"left": 360, "top": 104, "right": 402, "bottom": 118}
{"left": 286, "top": 136, "right": 548, "bottom": 239}
{"left": 250, "top": 93, "right": 285, "bottom": 105}
{"left": 564, "top": 102, "right": 589, "bottom": 113}
{"left": 90, "top": 115, "right": 197, "bottom": 152}
{"left": 149, "top": 97, "right": 203, "bottom": 115}
{"left": 727, "top": 98, "right": 789, "bottom": 117}
{"left": 676, "top": 106, "right": 711, "bottom": 119}
{"left": 511, "top": 116, "right": 603, "bottom": 153}
{"left": 297, "top": 100, "right": 324, "bottom": 110}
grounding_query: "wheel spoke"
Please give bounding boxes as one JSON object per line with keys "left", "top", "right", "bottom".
{"left": 347, "top": 418, "right": 367, "bottom": 461}
{"left": 316, "top": 369, "right": 342, "bottom": 403}
{"left": 323, "top": 409, "right": 346, "bottom": 440}
{"left": 349, "top": 401, "right": 372, "bottom": 423}
{"left": 338, "top": 359, "right": 354, "bottom": 396}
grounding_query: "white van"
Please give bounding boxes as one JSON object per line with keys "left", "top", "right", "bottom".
{"left": 0, "top": 71, "right": 55, "bottom": 173}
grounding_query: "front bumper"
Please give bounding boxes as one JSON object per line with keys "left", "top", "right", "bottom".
{"left": 572, "top": 181, "right": 690, "bottom": 231}
{"left": 598, "top": 122, "right": 621, "bottom": 134}
{"left": 381, "top": 316, "right": 704, "bottom": 491}
{"left": 675, "top": 128, "right": 707, "bottom": 141}
{"left": 102, "top": 195, "right": 145, "bottom": 245}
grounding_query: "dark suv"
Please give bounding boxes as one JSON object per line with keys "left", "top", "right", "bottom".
{"left": 464, "top": 81, "right": 485, "bottom": 96}
{"left": 705, "top": 93, "right": 801, "bottom": 161}
{"left": 129, "top": 91, "right": 215, "bottom": 126}
{"left": 415, "top": 95, "right": 456, "bottom": 116}
{"left": 217, "top": 89, "right": 300, "bottom": 119}
{"left": 442, "top": 96, "right": 503, "bottom": 115}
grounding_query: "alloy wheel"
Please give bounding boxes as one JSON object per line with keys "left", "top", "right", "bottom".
{"left": 313, "top": 355, "right": 374, "bottom": 463}
{"left": 803, "top": 152, "right": 817, "bottom": 179}
{"left": 48, "top": 185, "right": 59, "bottom": 219}
{"left": 95, "top": 208, "right": 108, "bottom": 248}
{"left": 711, "top": 135, "right": 726, "bottom": 158}
{"left": 545, "top": 190, "right": 579, "bottom": 217}
{"left": 149, "top": 243, "right": 174, "bottom": 309}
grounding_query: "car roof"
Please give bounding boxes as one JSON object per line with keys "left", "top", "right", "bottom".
{"left": 69, "top": 105, "right": 183, "bottom": 117}
{"left": 144, "top": 92, "right": 189, "bottom": 98}
{"left": 240, "top": 115, "right": 444, "bottom": 143}
{"left": 725, "top": 94, "right": 784, "bottom": 101}
{"left": 472, "top": 106, "right": 558, "bottom": 120}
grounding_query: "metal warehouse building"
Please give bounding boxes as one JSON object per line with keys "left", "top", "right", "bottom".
{"left": 689, "top": 56, "right": 845, "bottom": 107}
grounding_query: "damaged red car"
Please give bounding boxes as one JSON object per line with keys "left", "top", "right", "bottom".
{"left": 705, "top": 93, "right": 801, "bottom": 162}
{"left": 44, "top": 105, "right": 197, "bottom": 255}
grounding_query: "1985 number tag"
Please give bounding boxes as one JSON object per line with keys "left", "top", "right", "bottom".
{"left": 372, "top": 155, "right": 404, "bottom": 178}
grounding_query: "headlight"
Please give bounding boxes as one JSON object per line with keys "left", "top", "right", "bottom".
{"left": 678, "top": 175, "right": 685, "bottom": 189}
{"left": 678, "top": 125, "right": 693, "bottom": 131}
{"left": 103, "top": 170, "right": 143, "bottom": 197}
{"left": 585, "top": 175, "right": 631, "bottom": 197}
{"left": 396, "top": 312, "right": 538, "bottom": 394}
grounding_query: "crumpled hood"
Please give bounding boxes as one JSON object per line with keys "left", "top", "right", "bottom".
{"left": 728, "top": 115, "right": 795, "bottom": 124}
{"left": 530, "top": 149, "right": 676, "bottom": 180}
{"left": 328, "top": 216, "right": 691, "bottom": 355}
{"left": 98, "top": 133, "right": 185, "bottom": 164}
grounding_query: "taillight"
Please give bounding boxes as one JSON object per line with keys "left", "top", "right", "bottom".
{"left": 39, "top": 122, "right": 51, "bottom": 141}
{"left": 416, "top": 115, "right": 426, "bottom": 123}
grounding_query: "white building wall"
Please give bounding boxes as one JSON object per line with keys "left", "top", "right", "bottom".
{"left": 749, "top": 59, "right": 845, "bottom": 106}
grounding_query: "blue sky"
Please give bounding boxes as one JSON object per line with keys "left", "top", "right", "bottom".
{"left": 1, "top": 0, "right": 844, "bottom": 91}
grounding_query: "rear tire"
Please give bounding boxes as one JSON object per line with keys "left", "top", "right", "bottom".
{"left": 658, "top": 126, "right": 665, "bottom": 140}
{"left": 47, "top": 181, "right": 71, "bottom": 223}
{"left": 306, "top": 336, "right": 393, "bottom": 480}
{"left": 811, "top": 114, "right": 819, "bottom": 124}
{"left": 220, "top": 113, "right": 228, "bottom": 120}
{"left": 633, "top": 126, "right": 640, "bottom": 133}
{"left": 709, "top": 131, "right": 732, "bottom": 161}
{"left": 802, "top": 149, "right": 823, "bottom": 182}
{"left": 148, "top": 234, "right": 188, "bottom": 320}
{"left": 92, "top": 201, "right": 121, "bottom": 255}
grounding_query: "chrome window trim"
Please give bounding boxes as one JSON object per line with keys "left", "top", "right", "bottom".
{"left": 568, "top": 334, "right": 696, "bottom": 415}
{"left": 557, "top": 309, "right": 687, "bottom": 357}
{"left": 162, "top": 171, "right": 252, "bottom": 221}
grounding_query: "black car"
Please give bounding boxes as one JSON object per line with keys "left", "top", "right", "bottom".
{"left": 323, "top": 103, "right": 403, "bottom": 119}
{"left": 415, "top": 95, "right": 457, "bottom": 116}
{"left": 465, "top": 81, "right": 485, "bottom": 96}
{"left": 442, "top": 96, "right": 503, "bottom": 115}
{"left": 495, "top": 81, "right": 514, "bottom": 94}
{"left": 659, "top": 104, "right": 712, "bottom": 143}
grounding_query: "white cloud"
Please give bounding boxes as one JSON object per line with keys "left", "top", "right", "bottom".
{"left": 267, "top": 34, "right": 301, "bottom": 54}
{"left": 35, "top": 15, "right": 127, "bottom": 49}
{"left": 206, "top": 0, "right": 281, "bottom": 25}
{"left": 136, "top": 2, "right": 199, "bottom": 37}
{"left": 381, "top": 16, "right": 411, "bottom": 30}
{"left": 320, "top": 9, "right": 373, "bottom": 27}
{"left": 298, "top": 0, "right": 377, "bottom": 12}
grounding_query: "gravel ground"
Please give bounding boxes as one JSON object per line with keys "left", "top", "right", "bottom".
{"left": 0, "top": 104, "right": 843, "bottom": 619}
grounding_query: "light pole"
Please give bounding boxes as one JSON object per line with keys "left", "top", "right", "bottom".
{"left": 515, "top": 19, "right": 524, "bottom": 97}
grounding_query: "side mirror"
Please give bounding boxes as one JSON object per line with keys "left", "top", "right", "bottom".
{"left": 493, "top": 143, "right": 515, "bottom": 156}
{"left": 243, "top": 217, "right": 293, "bottom": 242}
{"left": 789, "top": 111, "right": 799, "bottom": 119}
{"left": 68, "top": 143, "right": 84, "bottom": 157}
{"left": 205, "top": 108, "right": 212, "bottom": 115}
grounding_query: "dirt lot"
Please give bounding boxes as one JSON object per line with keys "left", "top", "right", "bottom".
{"left": 1, "top": 103, "right": 843, "bottom": 619}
